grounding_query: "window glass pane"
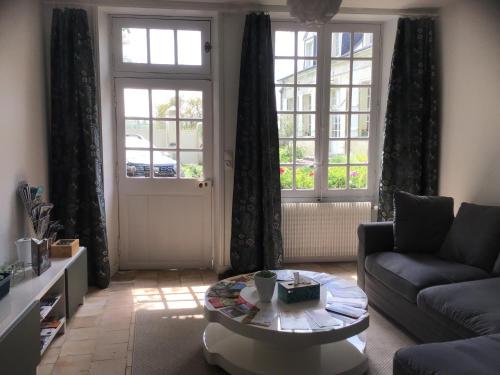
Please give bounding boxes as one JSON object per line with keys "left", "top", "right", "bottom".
{"left": 275, "top": 31, "right": 295, "bottom": 56}
{"left": 297, "top": 60, "right": 317, "bottom": 84}
{"left": 296, "top": 114, "right": 315, "bottom": 138}
{"left": 349, "top": 166, "right": 368, "bottom": 189}
{"left": 331, "top": 60, "right": 350, "bottom": 84}
{"left": 331, "top": 32, "right": 350, "bottom": 58}
{"left": 279, "top": 140, "right": 293, "bottom": 164}
{"left": 330, "top": 87, "right": 349, "bottom": 112}
{"left": 153, "top": 151, "right": 177, "bottom": 178}
{"left": 328, "top": 166, "right": 347, "bottom": 189}
{"left": 329, "top": 115, "right": 347, "bottom": 138}
{"left": 297, "top": 87, "right": 316, "bottom": 111}
{"left": 150, "top": 29, "right": 175, "bottom": 64}
{"left": 298, "top": 31, "right": 317, "bottom": 57}
{"left": 180, "top": 121, "right": 203, "bottom": 149}
{"left": 350, "top": 140, "right": 369, "bottom": 163}
{"left": 278, "top": 114, "right": 294, "bottom": 138}
{"left": 124, "top": 88, "right": 149, "bottom": 117}
{"left": 295, "top": 140, "right": 315, "bottom": 165}
{"left": 276, "top": 87, "right": 295, "bottom": 111}
{"left": 295, "top": 166, "right": 314, "bottom": 190}
{"left": 353, "top": 60, "right": 372, "bottom": 84}
{"left": 126, "top": 150, "right": 150, "bottom": 178}
{"left": 353, "top": 33, "right": 373, "bottom": 58}
{"left": 152, "top": 90, "right": 176, "bottom": 118}
{"left": 153, "top": 120, "right": 176, "bottom": 148}
{"left": 351, "top": 87, "right": 371, "bottom": 112}
{"left": 122, "top": 28, "right": 147, "bottom": 63}
{"left": 351, "top": 114, "right": 370, "bottom": 138}
{"left": 279, "top": 166, "right": 293, "bottom": 189}
{"left": 126, "top": 120, "right": 150, "bottom": 147}
{"left": 179, "top": 91, "right": 203, "bottom": 119}
{"left": 329, "top": 141, "right": 347, "bottom": 163}
{"left": 180, "top": 152, "right": 203, "bottom": 178}
{"left": 275, "top": 59, "right": 295, "bottom": 84}
{"left": 177, "top": 30, "right": 202, "bottom": 65}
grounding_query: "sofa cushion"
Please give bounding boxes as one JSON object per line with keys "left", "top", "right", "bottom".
{"left": 439, "top": 202, "right": 500, "bottom": 271}
{"left": 365, "top": 252, "right": 489, "bottom": 303}
{"left": 417, "top": 278, "right": 500, "bottom": 336}
{"left": 394, "top": 191, "right": 454, "bottom": 253}
{"left": 394, "top": 334, "right": 500, "bottom": 375}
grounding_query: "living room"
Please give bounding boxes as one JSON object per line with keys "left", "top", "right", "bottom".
{"left": 0, "top": 0, "right": 499, "bottom": 374}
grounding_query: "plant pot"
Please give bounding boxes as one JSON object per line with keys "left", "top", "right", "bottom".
{"left": 254, "top": 270, "right": 277, "bottom": 303}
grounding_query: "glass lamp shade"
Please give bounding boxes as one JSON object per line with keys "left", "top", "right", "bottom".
{"left": 287, "top": 0, "right": 343, "bottom": 24}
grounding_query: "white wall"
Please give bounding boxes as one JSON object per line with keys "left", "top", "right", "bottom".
{"left": 0, "top": 0, "right": 48, "bottom": 265}
{"left": 439, "top": 0, "right": 500, "bottom": 208}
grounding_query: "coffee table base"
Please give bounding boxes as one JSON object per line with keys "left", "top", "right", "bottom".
{"left": 203, "top": 323, "right": 368, "bottom": 375}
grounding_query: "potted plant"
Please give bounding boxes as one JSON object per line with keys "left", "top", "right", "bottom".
{"left": 254, "top": 270, "right": 277, "bottom": 302}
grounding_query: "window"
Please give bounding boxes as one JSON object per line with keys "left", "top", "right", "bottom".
{"left": 273, "top": 23, "right": 380, "bottom": 199}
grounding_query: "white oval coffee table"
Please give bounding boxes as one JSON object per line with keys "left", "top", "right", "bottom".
{"left": 203, "top": 270, "right": 369, "bottom": 375}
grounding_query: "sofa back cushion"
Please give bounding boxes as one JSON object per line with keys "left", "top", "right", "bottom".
{"left": 393, "top": 191, "right": 454, "bottom": 253}
{"left": 439, "top": 203, "right": 500, "bottom": 272}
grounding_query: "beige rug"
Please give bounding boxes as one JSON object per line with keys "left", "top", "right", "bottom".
{"left": 132, "top": 304, "right": 414, "bottom": 375}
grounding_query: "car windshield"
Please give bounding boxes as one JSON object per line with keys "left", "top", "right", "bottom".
{"left": 126, "top": 134, "right": 150, "bottom": 148}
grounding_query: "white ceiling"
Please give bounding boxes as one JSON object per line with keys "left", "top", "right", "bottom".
{"left": 191, "top": 0, "right": 456, "bottom": 8}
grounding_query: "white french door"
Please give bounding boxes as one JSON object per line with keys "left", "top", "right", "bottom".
{"left": 115, "top": 78, "right": 213, "bottom": 269}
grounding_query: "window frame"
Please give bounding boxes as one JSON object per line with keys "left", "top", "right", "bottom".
{"left": 272, "top": 21, "right": 381, "bottom": 202}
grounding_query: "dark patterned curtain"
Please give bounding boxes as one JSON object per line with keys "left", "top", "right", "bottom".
{"left": 50, "top": 9, "right": 110, "bottom": 288}
{"left": 230, "top": 13, "right": 283, "bottom": 273}
{"left": 378, "top": 18, "right": 440, "bottom": 221}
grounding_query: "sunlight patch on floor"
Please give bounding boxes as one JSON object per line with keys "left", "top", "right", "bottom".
{"left": 133, "top": 284, "right": 211, "bottom": 312}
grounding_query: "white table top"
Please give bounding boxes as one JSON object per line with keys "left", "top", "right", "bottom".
{"left": 204, "top": 269, "right": 369, "bottom": 348}
{"left": 0, "top": 247, "right": 86, "bottom": 338}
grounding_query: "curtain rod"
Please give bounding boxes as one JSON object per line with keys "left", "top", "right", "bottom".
{"left": 42, "top": 0, "right": 440, "bottom": 17}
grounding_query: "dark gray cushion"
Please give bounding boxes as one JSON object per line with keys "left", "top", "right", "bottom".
{"left": 365, "top": 252, "right": 489, "bottom": 302}
{"left": 417, "top": 277, "right": 500, "bottom": 336}
{"left": 394, "top": 334, "right": 500, "bottom": 375}
{"left": 439, "top": 202, "right": 500, "bottom": 271}
{"left": 394, "top": 191, "right": 454, "bottom": 253}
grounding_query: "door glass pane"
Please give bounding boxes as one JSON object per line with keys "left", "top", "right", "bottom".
{"left": 275, "top": 31, "right": 295, "bottom": 56}
{"left": 351, "top": 87, "right": 371, "bottom": 112}
{"left": 328, "top": 166, "right": 347, "bottom": 189}
{"left": 331, "top": 60, "right": 350, "bottom": 84}
{"left": 179, "top": 91, "right": 203, "bottom": 119}
{"left": 153, "top": 121, "right": 176, "bottom": 148}
{"left": 351, "top": 114, "right": 370, "bottom": 138}
{"left": 298, "top": 31, "right": 317, "bottom": 57}
{"left": 296, "top": 114, "right": 315, "bottom": 138}
{"left": 329, "top": 115, "right": 347, "bottom": 138}
{"left": 295, "top": 141, "right": 315, "bottom": 165}
{"left": 331, "top": 32, "right": 350, "bottom": 58}
{"left": 295, "top": 166, "right": 314, "bottom": 190}
{"left": 275, "top": 87, "right": 295, "bottom": 111}
{"left": 177, "top": 30, "right": 202, "bottom": 65}
{"left": 330, "top": 87, "right": 349, "bottom": 111}
{"left": 353, "top": 60, "right": 372, "bottom": 84}
{"left": 353, "top": 33, "right": 373, "bottom": 58}
{"left": 279, "top": 166, "right": 293, "bottom": 189}
{"left": 122, "top": 28, "right": 147, "bottom": 63}
{"left": 153, "top": 151, "right": 177, "bottom": 178}
{"left": 297, "top": 60, "right": 317, "bottom": 84}
{"left": 278, "top": 114, "right": 294, "bottom": 138}
{"left": 126, "top": 120, "right": 150, "bottom": 147}
{"left": 126, "top": 150, "right": 150, "bottom": 178}
{"left": 279, "top": 140, "right": 293, "bottom": 164}
{"left": 180, "top": 121, "right": 203, "bottom": 149}
{"left": 150, "top": 29, "right": 175, "bottom": 64}
{"left": 275, "top": 59, "right": 295, "bottom": 84}
{"left": 180, "top": 152, "right": 203, "bottom": 178}
{"left": 297, "top": 87, "right": 316, "bottom": 111}
{"left": 350, "top": 166, "right": 368, "bottom": 189}
{"left": 350, "top": 140, "right": 369, "bottom": 163}
{"left": 124, "top": 88, "right": 149, "bottom": 117}
{"left": 152, "top": 90, "right": 176, "bottom": 118}
{"left": 329, "top": 141, "right": 347, "bottom": 163}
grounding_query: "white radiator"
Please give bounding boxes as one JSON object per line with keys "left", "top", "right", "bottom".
{"left": 281, "top": 202, "right": 372, "bottom": 262}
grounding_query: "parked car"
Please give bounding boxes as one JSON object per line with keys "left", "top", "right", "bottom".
{"left": 126, "top": 134, "right": 178, "bottom": 178}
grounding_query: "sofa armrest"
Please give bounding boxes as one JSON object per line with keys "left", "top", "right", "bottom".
{"left": 357, "top": 222, "right": 394, "bottom": 289}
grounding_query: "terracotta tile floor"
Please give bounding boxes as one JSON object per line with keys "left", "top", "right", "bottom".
{"left": 36, "top": 262, "right": 356, "bottom": 375}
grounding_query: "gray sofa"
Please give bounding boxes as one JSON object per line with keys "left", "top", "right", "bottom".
{"left": 357, "top": 221, "right": 500, "bottom": 374}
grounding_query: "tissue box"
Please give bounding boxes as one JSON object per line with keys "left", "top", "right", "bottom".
{"left": 278, "top": 278, "right": 320, "bottom": 304}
